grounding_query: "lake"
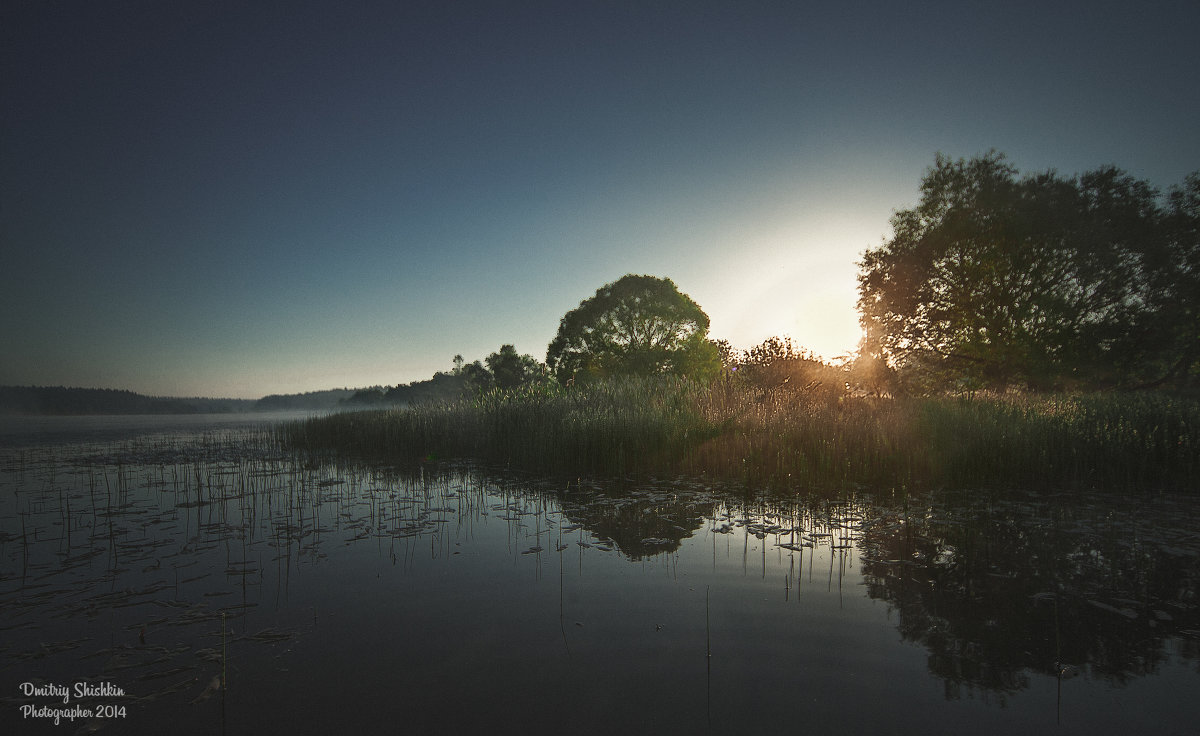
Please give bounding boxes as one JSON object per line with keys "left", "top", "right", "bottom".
{"left": 1, "top": 414, "right": 1197, "bottom": 734}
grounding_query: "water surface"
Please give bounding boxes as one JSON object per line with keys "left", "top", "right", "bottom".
{"left": 1, "top": 418, "right": 1197, "bottom": 734}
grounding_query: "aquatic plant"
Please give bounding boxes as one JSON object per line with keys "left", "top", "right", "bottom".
{"left": 279, "top": 381, "right": 1199, "bottom": 492}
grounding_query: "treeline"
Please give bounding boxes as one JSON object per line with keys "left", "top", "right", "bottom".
{"left": 1, "top": 385, "right": 395, "bottom": 415}
{"left": 255, "top": 389, "right": 359, "bottom": 411}
{"left": 343, "top": 345, "right": 547, "bottom": 407}
{"left": 0, "top": 386, "right": 256, "bottom": 415}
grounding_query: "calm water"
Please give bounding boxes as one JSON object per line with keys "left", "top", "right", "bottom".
{"left": 1, "top": 416, "right": 1198, "bottom": 735}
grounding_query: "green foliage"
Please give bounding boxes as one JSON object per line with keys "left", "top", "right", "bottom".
{"left": 1145, "top": 172, "right": 1200, "bottom": 385}
{"left": 484, "top": 344, "right": 545, "bottom": 390}
{"left": 459, "top": 359, "right": 493, "bottom": 392}
{"left": 379, "top": 347, "right": 547, "bottom": 405}
{"left": 344, "top": 388, "right": 387, "bottom": 406}
{"left": 909, "top": 392, "right": 1198, "bottom": 489}
{"left": 283, "top": 376, "right": 720, "bottom": 475}
{"left": 546, "top": 274, "right": 717, "bottom": 383}
{"left": 730, "top": 335, "right": 849, "bottom": 405}
{"left": 669, "top": 333, "right": 725, "bottom": 384}
{"left": 383, "top": 370, "right": 468, "bottom": 405}
{"left": 858, "top": 151, "right": 1199, "bottom": 391}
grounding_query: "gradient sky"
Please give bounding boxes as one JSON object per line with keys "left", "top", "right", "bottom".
{"left": 3, "top": 0, "right": 1198, "bottom": 399}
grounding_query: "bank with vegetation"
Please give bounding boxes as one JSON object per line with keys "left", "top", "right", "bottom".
{"left": 285, "top": 152, "right": 1198, "bottom": 492}
{"left": 282, "top": 376, "right": 1197, "bottom": 492}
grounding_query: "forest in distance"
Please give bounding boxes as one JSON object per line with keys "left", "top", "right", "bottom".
{"left": 0, "top": 386, "right": 358, "bottom": 415}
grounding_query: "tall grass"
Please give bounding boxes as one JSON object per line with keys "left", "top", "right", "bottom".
{"left": 280, "top": 376, "right": 718, "bottom": 475}
{"left": 911, "top": 392, "right": 1197, "bottom": 490}
{"left": 279, "top": 379, "right": 1198, "bottom": 492}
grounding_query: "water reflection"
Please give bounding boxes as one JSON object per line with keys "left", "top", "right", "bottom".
{"left": 857, "top": 489, "right": 1200, "bottom": 699}
{"left": 1, "top": 430, "right": 1197, "bottom": 734}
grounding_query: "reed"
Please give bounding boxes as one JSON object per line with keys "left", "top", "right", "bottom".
{"left": 278, "top": 380, "right": 1199, "bottom": 492}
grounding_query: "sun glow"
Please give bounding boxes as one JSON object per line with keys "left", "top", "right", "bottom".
{"left": 719, "top": 290, "right": 861, "bottom": 362}
{"left": 703, "top": 236, "right": 866, "bottom": 363}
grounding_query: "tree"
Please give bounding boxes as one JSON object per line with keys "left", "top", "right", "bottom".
{"left": 460, "top": 360, "right": 493, "bottom": 392}
{"left": 484, "top": 344, "right": 545, "bottom": 390}
{"left": 546, "top": 274, "right": 719, "bottom": 383}
{"left": 734, "top": 335, "right": 847, "bottom": 403}
{"left": 1142, "top": 173, "right": 1200, "bottom": 386}
{"left": 857, "top": 151, "right": 1195, "bottom": 391}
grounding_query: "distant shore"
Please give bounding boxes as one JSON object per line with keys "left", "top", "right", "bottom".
{"left": 0, "top": 385, "right": 356, "bottom": 416}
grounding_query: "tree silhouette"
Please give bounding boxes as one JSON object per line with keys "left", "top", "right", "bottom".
{"left": 546, "top": 274, "right": 720, "bottom": 383}
{"left": 858, "top": 152, "right": 1199, "bottom": 390}
{"left": 485, "top": 344, "right": 543, "bottom": 390}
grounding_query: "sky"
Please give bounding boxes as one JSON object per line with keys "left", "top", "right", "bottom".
{"left": 3, "top": 0, "right": 1198, "bottom": 399}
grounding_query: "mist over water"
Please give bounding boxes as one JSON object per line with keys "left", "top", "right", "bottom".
{"left": 0, "top": 412, "right": 321, "bottom": 450}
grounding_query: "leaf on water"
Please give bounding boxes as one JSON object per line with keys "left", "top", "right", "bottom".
{"left": 1087, "top": 600, "right": 1138, "bottom": 620}
{"left": 190, "top": 675, "right": 222, "bottom": 704}
{"left": 245, "top": 627, "right": 294, "bottom": 643}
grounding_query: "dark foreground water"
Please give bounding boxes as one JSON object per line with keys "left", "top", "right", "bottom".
{"left": 1, "top": 416, "right": 1197, "bottom": 735}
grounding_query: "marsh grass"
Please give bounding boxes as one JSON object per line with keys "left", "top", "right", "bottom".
{"left": 281, "top": 377, "right": 716, "bottom": 475}
{"left": 280, "top": 380, "right": 1198, "bottom": 492}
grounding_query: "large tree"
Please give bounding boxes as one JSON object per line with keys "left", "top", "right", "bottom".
{"left": 546, "top": 274, "right": 720, "bottom": 383}
{"left": 857, "top": 151, "right": 1197, "bottom": 391}
{"left": 1143, "top": 172, "right": 1200, "bottom": 386}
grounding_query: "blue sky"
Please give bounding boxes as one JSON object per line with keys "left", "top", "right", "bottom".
{"left": 3, "top": 0, "right": 1198, "bottom": 398}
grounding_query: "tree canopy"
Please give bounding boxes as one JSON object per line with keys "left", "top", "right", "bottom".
{"left": 375, "top": 346, "right": 547, "bottom": 405}
{"left": 546, "top": 274, "right": 721, "bottom": 383}
{"left": 483, "top": 344, "right": 545, "bottom": 390}
{"left": 857, "top": 152, "right": 1199, "bottom": 391}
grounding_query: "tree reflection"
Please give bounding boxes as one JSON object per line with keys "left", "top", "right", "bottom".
{"left": 858, "top": 489, "right": 1200, "bottom": 698}
{"left": 360, "top": 462, "right": 1200, "bottom": 698}
{"left": 551, "top": 480, "right": 711, "bottom": 559}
